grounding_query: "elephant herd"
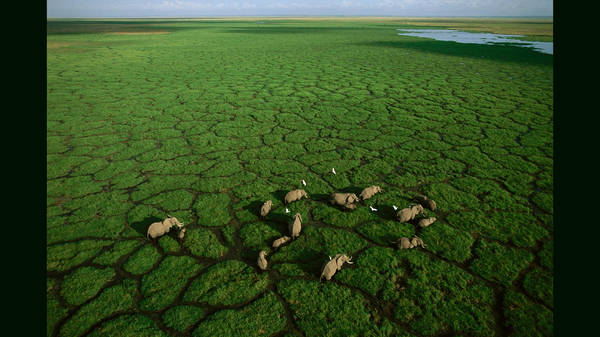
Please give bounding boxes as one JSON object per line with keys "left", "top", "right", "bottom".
{"left": 145, "top": 185, "right": 438, "bottom": 282}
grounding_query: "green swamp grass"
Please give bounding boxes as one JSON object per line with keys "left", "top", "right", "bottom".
{"left": 47, "top": 18, "right": 553, "bottom": 337}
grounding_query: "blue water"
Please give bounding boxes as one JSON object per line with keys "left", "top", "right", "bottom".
{"left": 397, "top": 29, "right": 553, "bottom": 55}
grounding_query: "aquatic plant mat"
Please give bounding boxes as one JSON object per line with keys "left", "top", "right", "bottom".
{"left": 47, "top": 18, "right": 553, "bottom": 337}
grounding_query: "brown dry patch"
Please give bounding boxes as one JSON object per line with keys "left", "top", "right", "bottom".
{"left": 106, "top": 31, "right": 169, "bottom": 35}
{"left": 47, "top": 41, "right": 72, "bottom": 49}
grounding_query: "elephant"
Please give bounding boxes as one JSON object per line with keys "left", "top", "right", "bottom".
{"left": 147, "top": 215, "right": 184, "bottom": 239}
{"left": 396, "top": 237, "right": 414, "bottom": 249}
{"left": 360, "top": 186, "right": 382, "bottom": 200}
{"left": 289, "top": 213, "right": 303, "bottom": 239}
{"left": 330, "top": 193, "right": 360, "bottom": 210}
{"left": 272, "top": 236, "right": 291, "bottom": 248}
{"left": 396, "top": 204, "right": 425, "bottom": 223}
{"left": 162, "top": 216, "right": 184, "bottom": 230}
{"left": 395, "top": 236, "right": 425, "bottom": 249}
{"left": 415, "top": 195, "right": 437, "bottom": 211}
{"left": 257, "top": 250, "right": 268, "bottom": 271}
{"left": 417, "top": 217, "right": 437, "bottom": 228}
{"left": 260, "top": 200, "right": 273, "bottom": 217}
{"left": 320, "top": 254, "right": 354, "bottom": 281}
{"left": 411, "top": 236, "right": 426, "bottom": 248}
{"left": 284, "top": 189, "right": 308, "bottom": 204}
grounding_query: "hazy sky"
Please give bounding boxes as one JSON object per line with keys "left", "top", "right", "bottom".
{"left": 47, "top": 0, "right": 553, "bottom": 18}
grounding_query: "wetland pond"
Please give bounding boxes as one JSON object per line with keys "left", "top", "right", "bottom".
{"left": 397, "top": 28, "right": 553, "bottom": 55}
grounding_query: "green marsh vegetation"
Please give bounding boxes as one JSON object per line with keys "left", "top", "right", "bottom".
{"left": 47, "top": 17, "right": 553, "bottom": 336}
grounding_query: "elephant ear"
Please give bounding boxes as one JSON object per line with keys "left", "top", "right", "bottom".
{"left": 163, "top": 218, "right": 173, "bottom": 227}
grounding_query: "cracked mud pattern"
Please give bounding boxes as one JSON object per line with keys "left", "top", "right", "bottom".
{"left": 47, "top": 20, "right": 553, "bottom": 337}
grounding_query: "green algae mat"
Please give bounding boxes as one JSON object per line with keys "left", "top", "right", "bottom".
{"left": 47, "top": 18, "right": 553, "bottom": 337}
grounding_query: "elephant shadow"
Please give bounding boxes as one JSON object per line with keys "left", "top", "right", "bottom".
{"left": 129, "top": 216, "right": 163, "bottom": 237}
{"left": 242, "top": 200, "right": 265, "bottom": 218}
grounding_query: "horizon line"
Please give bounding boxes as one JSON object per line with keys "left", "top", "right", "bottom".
{"left": 47, "top": 15, "right": 554, "bottom": 19}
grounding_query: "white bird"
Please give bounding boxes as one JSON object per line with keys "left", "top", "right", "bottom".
{"left": 285, "top": 208, "right": 290, "bottom": 213}
{"left": 369, "top": 206, "right": 378, "bottom": 212}
{"left": 393, "top": 205, "right": 398, "bottom": 211}
{"left": 332, "top": 168, "right": 336, "bottom": 175}
{"left": 302, "top": 179, "right": 306, "bottom": 186}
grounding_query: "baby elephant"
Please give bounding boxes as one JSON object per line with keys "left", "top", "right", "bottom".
{"left": 260, "top": 200, "right": 273, "bottom": 217}
{"left": 417, "top": 217, "right": 437, "bottom": 228}
{"left": 272, "top": 236, "right": 291, "bottom": 248}
{"left": 147, "top": 216, "right": 184, "bottom": 239}
{"left": 360, "top": 186, "right": 382, "bottom": 200}
{"left": 330, "top": 193, "right": 360, "bottom": 210}
{"left": 415, "top": 195, "right": 437, "bottom": 211}
{"left": 396, "top": 204, "right": 425, "bottom": 223}
{"left": 257, "top": 250, "right": 268, "bottom": 271}
{"left": 178, "top": 228, "right": 187, "bottom": 241}
{"left": 289, "top": 213, "right": 303, "bottom": 239}
{"left": 284, "top": 189, "right": 308, "bottom": 204}
{"left": 320, "top": 254, "right": 354, "bottom": 281}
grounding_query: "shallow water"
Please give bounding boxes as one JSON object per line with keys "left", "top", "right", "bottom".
{"left": 397, "top": 29, "right": 553, "bottom": 55}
